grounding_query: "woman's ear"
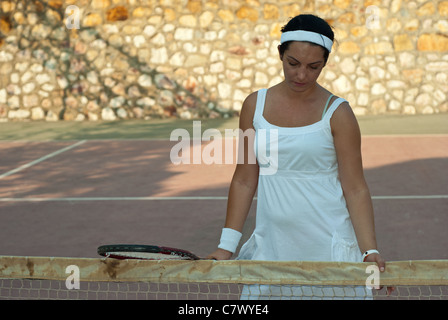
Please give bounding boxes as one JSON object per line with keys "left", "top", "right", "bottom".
{"left": 278, "top": 45, "right": 283, "bottom": 60}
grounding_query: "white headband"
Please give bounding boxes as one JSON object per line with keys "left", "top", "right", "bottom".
{"left": 280, "top": 30, "right": 333, "bottom": 53}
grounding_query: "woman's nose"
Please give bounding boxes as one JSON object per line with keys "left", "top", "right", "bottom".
{"left": 296, "top": 67, "right": 306, "bottom": 80}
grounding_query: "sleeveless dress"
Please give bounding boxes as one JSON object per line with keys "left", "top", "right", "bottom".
{"left": 237, "top": 89, "right": 371, "bottom": 300}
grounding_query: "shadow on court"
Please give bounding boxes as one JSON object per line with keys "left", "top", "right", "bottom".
{"left": 364, "top": 158, "right": 448, "bottom": 261}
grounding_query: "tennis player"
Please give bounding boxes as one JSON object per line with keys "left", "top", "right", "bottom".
{"left": 207, "top": 14, "right": 393, "bottom": 298}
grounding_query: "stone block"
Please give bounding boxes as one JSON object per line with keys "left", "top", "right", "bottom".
{"left": 338, "top": 41, "right": 360, "bottom": 54}
{"left": 365, "top": 42, "right": 394, "bottom": 55}
{"left": 236, "top": 6, "right": 259, "bottom": 22}
{"left": 106, "top": 6, "right": 129, "bottom": 22}
{"left": 440, "top": 1, "right": 448, "bottom": 16}
{"left": 393, "top": 34, "right": 413, "bottom": 51}
{"left": 417, "top": 34, "right": 448, "bottom": 52}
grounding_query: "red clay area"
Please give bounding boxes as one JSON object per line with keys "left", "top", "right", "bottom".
{"left": 0, "top": 136, "right": 447, "bottom": 261}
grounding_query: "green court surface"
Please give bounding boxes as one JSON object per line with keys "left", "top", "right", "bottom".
{"left": 0, "top": 113, "right": 447, "bottom": 141}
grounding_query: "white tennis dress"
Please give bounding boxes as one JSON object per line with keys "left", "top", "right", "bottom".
{"left": 237, "top": 89, "right": 370, "bottom": 299}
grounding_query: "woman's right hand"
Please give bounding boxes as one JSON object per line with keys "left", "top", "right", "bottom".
{"left": 206, "top": 248, "right": 233, "bottom": 260}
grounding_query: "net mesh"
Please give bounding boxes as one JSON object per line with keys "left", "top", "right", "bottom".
{"left": 1, "top": 256, "right": 447, "bottom": 300}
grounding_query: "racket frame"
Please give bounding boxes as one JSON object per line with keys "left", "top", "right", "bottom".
{"left": 97, "top": 244, "right": 201, "bottom": 260}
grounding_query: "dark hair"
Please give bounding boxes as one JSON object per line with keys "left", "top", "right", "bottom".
{"left": 279, "top": 14, "right": 334, "bottom": 63}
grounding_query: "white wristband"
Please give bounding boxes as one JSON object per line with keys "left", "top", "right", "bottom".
{"left": 362, "top": 249, "right": 380, "bottom": 262}
{"left": 218, "top": 228, "right": 242, "bottom": 253}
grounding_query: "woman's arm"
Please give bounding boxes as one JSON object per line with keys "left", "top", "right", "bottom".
{"left": 331, "top": 102, "right": 386, "bottom": 270}
{"left": 207, "top": 92, "right": 260, "bottom": 260}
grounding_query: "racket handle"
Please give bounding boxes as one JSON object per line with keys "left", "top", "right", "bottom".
{"left": 218, "top": 228, "right": 242, "bottom": 253}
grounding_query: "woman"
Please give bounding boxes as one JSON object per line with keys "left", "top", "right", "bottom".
{"left": 207, "top": 14, "right": 391, "bottom": 299}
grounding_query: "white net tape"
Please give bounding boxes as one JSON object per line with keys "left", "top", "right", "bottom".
{"left": 1, "top": 256, "right": 447, "bottom": 300}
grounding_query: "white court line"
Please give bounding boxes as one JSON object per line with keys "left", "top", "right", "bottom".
{"left": 0, "top": 195, "right": 447, "bottom": 202}
{"left": 2, "top": 133, "right": 445, "bottom": 144}
{"left": 0, "top": 196, "right": 228, "bottom": 202}
{"left": 372, "top": 195, "right": 448, "bottom": 200}
{"left": 0, "top": 140, "right": 86, "bottom": 180}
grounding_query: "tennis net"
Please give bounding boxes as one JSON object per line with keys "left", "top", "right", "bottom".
{"left": 0, "top": 256, "right": 447, "bottom": 300}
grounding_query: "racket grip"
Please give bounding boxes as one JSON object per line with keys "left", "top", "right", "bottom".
{"left": 218, "top": 228, "right": 242, "bottom": 253}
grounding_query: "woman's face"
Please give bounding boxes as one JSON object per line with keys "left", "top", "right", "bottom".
{"left": 279, "top": 41, "right": 326, "bottom": 93}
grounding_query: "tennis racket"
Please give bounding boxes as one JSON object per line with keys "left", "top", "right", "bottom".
{"left": 97, "top": 244, "right": 201, "bottom": 260}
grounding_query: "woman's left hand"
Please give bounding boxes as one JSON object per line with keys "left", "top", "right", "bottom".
{"left": 364, "top": 253, "right": 395, "bottom": 296}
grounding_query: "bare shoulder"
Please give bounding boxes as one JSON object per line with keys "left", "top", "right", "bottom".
{"left": 241, "top": 91, "right": 258, "bottom": 113}
{"left": 330, "top": 100, "right": 360, "bottom": 137}
{"left": 333, "top": 100, "right": 356, "bottom": 120}
{"left": 239, "top": 91, "right": 259, "bottom": 130}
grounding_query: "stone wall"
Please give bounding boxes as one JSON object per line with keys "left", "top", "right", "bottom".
{"left": 0, "top": 0, "right": 447, "bottom": 121}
